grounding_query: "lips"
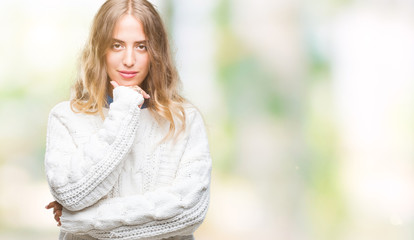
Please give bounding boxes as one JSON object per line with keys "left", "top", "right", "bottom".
{"left": 118, "top": 70, "right": 138, "bottom": 79}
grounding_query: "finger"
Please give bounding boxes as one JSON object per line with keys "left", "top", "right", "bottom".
{"left": 142, "top": 90, "right": 150, "bottom": 99}
{"left": 137, "top": 89, "right": 150, "bottom": 99}
{"left": 46, "top": 201, "right": 58, "bottom": 209}
{"left": 53, "top": 207, "right": 61, "bottom": 215}
{"left": 54, "top": 213, "right": 60, "bottom": 223}
{"left": 56, "top": 210, "right": 62, "bottom": 217}
{"left": 110, "top": 81, "right": 120, "bottom": 88}
{"left": 52, "top": 204, "right": 62, "bottom": 214}
{"left": 56, "top": 203, "right": 62, "bottom": 210}
{"left": 128, "top": 86, "right": 150, "bottom": 99}
{"left": 45, "top": 201, "right": 56, "bottom": 209}
{"left": 128, "top": 85, "right": 140, "bottom": 92}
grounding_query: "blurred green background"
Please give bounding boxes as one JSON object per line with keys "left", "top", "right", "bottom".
{"left": 1, "top": 0, "right": 414, "bottom": 239}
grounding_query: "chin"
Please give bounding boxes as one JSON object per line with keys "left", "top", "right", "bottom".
{"left": 118, "top": 80, "right": 140, "bottom": 86}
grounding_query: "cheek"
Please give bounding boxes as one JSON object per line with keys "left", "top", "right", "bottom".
{"left": 105, "top": 53, "right": 118, "bottom": 70}
{"left": 142, "top": 55, "right": 150, "bottom": 71}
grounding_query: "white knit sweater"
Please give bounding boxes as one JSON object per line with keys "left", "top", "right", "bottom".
{"left": 44, "top": 86, "right": 211, "bottom": 240}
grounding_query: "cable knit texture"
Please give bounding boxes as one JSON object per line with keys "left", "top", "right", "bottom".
{"left": 44, "top": 86, "right": 211, "bottom": 240}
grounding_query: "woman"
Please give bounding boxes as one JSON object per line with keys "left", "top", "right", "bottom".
{"left": 44, "top": 0, "right": 211, "bottom": 239}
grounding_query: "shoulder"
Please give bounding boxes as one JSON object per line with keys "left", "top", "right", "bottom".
{"left": 48, "top": 101, "right": 95, "bottom": 124}
{"left": 49, "top": 101, "right": 73, "bottom": 118}
{"left": 47, "top": 101, "right": 102, "bottom": 134}
{"left": 181, "top": 104, "right": 209, "bottom": 137}
{"left": 183, "top": 103, "right": 204, "bottom": 125}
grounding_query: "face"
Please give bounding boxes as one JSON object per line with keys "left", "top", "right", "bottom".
{"left": 106, "top": 14, "right": 150, "bottom": 87}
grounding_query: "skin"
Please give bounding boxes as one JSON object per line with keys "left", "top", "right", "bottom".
{"left": 45, "top": 201, "right": 62, "bottom": 226}
{"left": 46, "top": 14, "right": 153, "bottom": 226}
{"left": 106, "top": 14, "right": 151, "bottom": 98}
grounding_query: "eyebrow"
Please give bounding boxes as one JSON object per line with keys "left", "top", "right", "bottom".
{"left": 111, "top": 38, "right": 148, "bottom": 44}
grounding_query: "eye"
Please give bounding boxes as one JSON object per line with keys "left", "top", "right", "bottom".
{"left": 112, "top": 43, "right": 123, "bottom": 50}
{"left": 136, "top": 43, "right": 147, "bottom": 51}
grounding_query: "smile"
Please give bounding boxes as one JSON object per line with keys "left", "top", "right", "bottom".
{"left": 118, "top": 71, "right": 138, "bottom": 79}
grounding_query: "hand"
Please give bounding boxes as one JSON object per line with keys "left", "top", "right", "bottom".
{"left": 110, "top": 81, "right": 150, "bottom": 108}
{"left": 45, "top": 201, "right": 63, "bottom": 226}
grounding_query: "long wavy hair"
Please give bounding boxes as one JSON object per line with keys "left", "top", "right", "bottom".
{"left": 71, "top": 0, "right": 186, "bottom": 139}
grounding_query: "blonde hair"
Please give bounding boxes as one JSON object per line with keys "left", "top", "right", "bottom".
{"left": 71, "top": 0, "right": 186, "bottom": 139}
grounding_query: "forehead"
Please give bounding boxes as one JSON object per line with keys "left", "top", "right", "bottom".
{"left": 112, "top": 14, "right": 146, "bottom": 41}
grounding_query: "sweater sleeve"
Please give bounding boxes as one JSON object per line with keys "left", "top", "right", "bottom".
{"left": 45, "top": 86, "right": 143, "bottom": 211}
{"left": 59, "top": 109, "right": 212, "bottom": 239}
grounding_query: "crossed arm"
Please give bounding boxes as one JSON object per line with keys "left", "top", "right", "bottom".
{"left": 45, "top": 91, "right": 211, "bottom": 239}
{"left": 45, "top": 81, "right": 150, "bottom": 226}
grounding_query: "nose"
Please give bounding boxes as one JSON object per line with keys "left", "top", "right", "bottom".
{"left": 122, "top": 48, "right": 135, "bottom": 67}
